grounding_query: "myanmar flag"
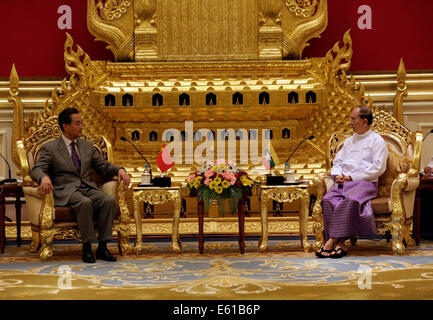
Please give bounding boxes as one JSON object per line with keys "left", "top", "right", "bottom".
{"left": 156, "top": 144, "right": 175, "bottom": 173}
{"left": 262, "top": 142, "right": 280, "bottom": 170}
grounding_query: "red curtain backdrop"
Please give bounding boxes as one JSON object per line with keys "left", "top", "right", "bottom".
{"left": 1, "top": 0, "right": 433, "bottom": 77}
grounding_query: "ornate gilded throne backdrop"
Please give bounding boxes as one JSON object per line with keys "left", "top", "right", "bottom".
{"left": 3, "top": 0, "right": 432, "bottom": 240}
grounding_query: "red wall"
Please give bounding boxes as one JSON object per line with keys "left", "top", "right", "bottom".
{"left": 1, "top": 0, "right": 433, "bottom": 78}
{"left": 303, "top": 0, "right": 433, "bottom": 72}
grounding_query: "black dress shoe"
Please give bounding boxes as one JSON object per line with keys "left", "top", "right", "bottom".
{"left": 96, "top": 247, "right": 117, "bottom": 262}
{"left": 82, "top": 250, "right": 96, "bottom": 263}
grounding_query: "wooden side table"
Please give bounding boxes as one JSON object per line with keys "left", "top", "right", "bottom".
{"left": 131, "top": 186, "right": 182, "bottom": 254}
{"left": 258, "top": 184, "right": 312, "bottom": 252}
{"left": 414, "top": 175, "right": 433, "bottom": 245}
{"left": 197, "top": 195, "right": 247, "bottom": 254}
{"left": 0, "top": 182, "right": 24, "bottom": 253}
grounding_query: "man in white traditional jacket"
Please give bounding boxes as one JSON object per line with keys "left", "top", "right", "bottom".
{"left": 316, "top": 105, "right": 389, "bottom": 258}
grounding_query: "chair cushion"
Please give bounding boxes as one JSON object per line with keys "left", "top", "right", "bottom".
{"left": 378, "top": 145, "right": 411, "bottom": 197}
{"left": 54, "top": 206, "right": 121, "bottom": 222}
{"left": 372, "top": 197, "right": 392, "bottom": 214}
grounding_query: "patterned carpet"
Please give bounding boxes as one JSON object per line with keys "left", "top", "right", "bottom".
{"left": 1, "top": 237, "right": 433, "bottom": 300}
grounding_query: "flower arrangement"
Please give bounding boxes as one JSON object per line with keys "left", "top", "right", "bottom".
{"left": 186, "top": 159, "right": 255, "bottom": 215}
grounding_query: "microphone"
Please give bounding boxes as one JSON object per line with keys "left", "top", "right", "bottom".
{"left": 423, "top": 129, "right": 433, "bottom": 141}
{"left": 120, "top": 136, "right": 152, "bottom": 180}
{"left": 285, "top": 135, "right": 314, "bottom": 165}
{"left": 0, "top": 152, "right": 17, "bottom": 185}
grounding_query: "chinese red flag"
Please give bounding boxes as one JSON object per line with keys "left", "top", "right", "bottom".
{"left": 156, "top": 144, "right": 174, "bottom": 173}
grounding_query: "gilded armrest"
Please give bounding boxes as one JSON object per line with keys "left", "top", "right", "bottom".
{"left": 39, "top": 191, "right": 55, "bottom": 230}
{"left": 22, "top": 186, "right": 46, "bottom": 226}
{"left": 102, "top": 180, "right": 127, "bottom": 220}
{"left": 22, "top": 186, "right": 44, "bottom": 198}
{"left": 390, "top": 172, "right": 419, "bottom": 222}
{"left": 403, "top": 169, "right": 420, "bottom": 192}
{"left": 403, "top": 177, "right": 420, "bottom": 192}
{"left": 311, "top": 172, "right": 333, "bottom": 199}
{"left": 310, "top": 172, "right": 332, "bottom": 249}
{"left": 114, "top": 182, "right": 132, "bottom": 226}
{"left": 323, "top": 176, "right": 335, "bottom": 194}
{"left": 101, "top": 180, "right": 117, "bottom": 199}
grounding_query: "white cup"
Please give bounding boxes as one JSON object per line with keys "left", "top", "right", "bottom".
{"left": 141, "top": 173, "right": 151, "bottom": 185}
{"left": 285, "top": 171, "right": 296, "bottom": 183}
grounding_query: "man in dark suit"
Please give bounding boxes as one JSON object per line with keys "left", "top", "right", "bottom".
{"left": 31, "top": 108, "right": 130, "bottom": 263}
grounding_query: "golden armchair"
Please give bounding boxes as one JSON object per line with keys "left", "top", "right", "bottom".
{"left": 16, "top": 116, "right": 131, "bottom": 261}
{"left": 311, "top": 109, "right": 423, "bottom": 255}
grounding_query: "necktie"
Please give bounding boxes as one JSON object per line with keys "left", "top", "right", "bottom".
{"left": 70, "top": 141, "right": 81, "bottom": 173}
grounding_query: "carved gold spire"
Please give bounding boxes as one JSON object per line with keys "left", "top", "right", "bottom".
{"left": 9, "top": 63, "right": 19, "bottom": 90}
{"left": 308, "top": 29, "right": 360, "bottom": 150}
{"left": 8, "top": 63, "right": 25, "bottom": 171}
{"left": 18, "top": 33, "right": 110, "bottom": 145}
{"left": 282, "top": 0, "right": 328, "bottom": 59}
{"left": 87, "top": 0, "right": 134, "bottom": 61}
{"left": 393, "top": 58, "right": 408, "bottom": 125}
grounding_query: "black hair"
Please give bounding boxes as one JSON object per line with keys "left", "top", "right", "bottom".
{"left": 58, "top": 108, "right": 79, "bottom": 132}
{"left": 358, "top": 105, "right": 373, "bottom": 125}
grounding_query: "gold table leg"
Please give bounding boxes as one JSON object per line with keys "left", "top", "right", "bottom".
{"left": 132, "top": 188, "right": 182, "bottom": 254}
{"left": 259, "top": 187, "right": 312, "bottom": 252}
{"left": 299, "top": 190, "right": 312, "bottom": 252}
{"left": 172, "top": 192, "right": 182, "bottom": 253}
{"left": 133, "top": 194, "right": 142, "bottom": 254}
{"left": 259, "top": 195, "right": 269, "bottom": 252}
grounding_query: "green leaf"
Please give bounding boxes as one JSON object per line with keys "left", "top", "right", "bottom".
{"left": 229, "top": 187, "right": 242, "bottom": 200}
{"left": 228, "top": 197, "right": 238, "bottom": 215}
{"left": 197, "top": 186, "right": 250, "bottom": 215}
{"left": 217, "top": 198, "right": 226, "bottom": 217}
{"left": 203, "top": 198, "right": 212, "bottom": 213}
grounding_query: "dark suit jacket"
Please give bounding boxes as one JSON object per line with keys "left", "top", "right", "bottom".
{"left": 30, "top": 137, "right": 121, "bottom": 206}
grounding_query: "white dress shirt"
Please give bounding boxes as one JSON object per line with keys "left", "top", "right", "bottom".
{"left": 331, "top": 129, "right": 388, "bottom": 182}
{"left": 61, "top": 134, "right": 80, "bottom": 158}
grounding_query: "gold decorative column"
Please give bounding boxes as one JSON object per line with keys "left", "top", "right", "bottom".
{"left": 134, "top": 0, "right": 158, "bottom": 61}
{"left": 258, "top": 0, "right": 283, "bottom": 60}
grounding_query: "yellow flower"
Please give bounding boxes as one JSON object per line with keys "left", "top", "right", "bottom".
{"left": 215, "top": 186, "right": 223, "bottom": 194}
{"left": 209, "top": 181, "right": 217, "bottom": 190}
{"left": 193, "top": 176, "right": 202, "bottom": 188}
{"left": 241, "top": 177, "right": 252, "bottom": 186}
{"left": 222, "top": 180, "right": 230, "bottom": 188}
{"left": 212, "top": 166, "right": 217, "bottom": 170}
{"left": 214, "top": 177, "right": 222, "bottom": 184}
